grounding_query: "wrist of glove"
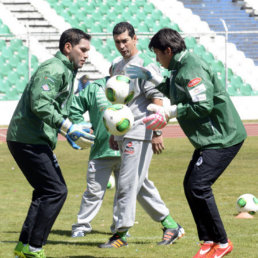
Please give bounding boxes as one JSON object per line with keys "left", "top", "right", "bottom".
{"left": 149, "top": 74, "right": 164, "bottom": 86}
{"left": 142, "top": 104, "right": 177, "bottom": 130}
{"left": 59, "top": 119, "right": 95, "bottom": 149}
{"left": 59, "top": 118, "right": 72, "bottom": 136}
{"left": 125, "top": 64, "right": 163, "bottom": 86}
{"left": 166, "top": 105, "right": 177, "bottom": 118}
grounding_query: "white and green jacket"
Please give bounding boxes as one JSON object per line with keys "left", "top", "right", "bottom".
{"left": 69, "top": 77, "right": 120, "bottom": 160}
{"left": 157, "top": 50, "right": 247, "bottom": 149}
{"left": 7, "top": 51, "right": 76, "bottom": 149}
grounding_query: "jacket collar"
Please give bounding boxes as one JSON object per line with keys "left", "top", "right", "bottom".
{"left": 55, "top": 51, "right": 76, "bottom": 72}
{"left": 168, "top": 49, "right": 188, "bottom": 71}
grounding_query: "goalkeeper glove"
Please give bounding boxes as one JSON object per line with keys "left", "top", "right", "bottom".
{"left": 125, "top": 64, "right": 163, "bottom": 86}
{"left": 60, "top": 119, "right": 95, "bottom": 149}
{"left": 143, "top": 104, "right": 177, "bottom": 130}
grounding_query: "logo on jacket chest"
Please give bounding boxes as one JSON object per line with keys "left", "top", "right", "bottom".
{"left": 188, "top": 78, "right": 202, "bottom": 88}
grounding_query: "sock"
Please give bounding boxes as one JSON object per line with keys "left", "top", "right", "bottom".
{"left": 204, "top": 241, "right": 214, "bottom": 244}
{"left": 116, "top": 231, "right": 128, "bottom": 241}
{"left": 219, "top": 242, "right": 229, "bottom": 248}
{"left": 161, "top": 214, "right": 178, "bottom": 229}
{"left": 29, "top": 245, "right": 42, "bottom": 252}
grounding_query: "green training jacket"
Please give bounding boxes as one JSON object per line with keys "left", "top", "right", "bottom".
{"left": 157, "top": 50, "right": 247, "bottom": 150}
{"left": 7, "top": 51, "right": 77, "bottom": 149}
{"left": 69, "top": 77, "right": 120, "bottom": 160}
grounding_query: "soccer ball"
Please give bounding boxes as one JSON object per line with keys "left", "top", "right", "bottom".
{"left": 103, "top": 104, "right": 134, "bottom": 136}
{"left": 107, "top": 174, "right": 115, "bottom": 189}
{"left": 105, "top": 75, "right": 134, "bottom": 104}
{"left": 236, "top": 193, "right": 258, "bottom": 214}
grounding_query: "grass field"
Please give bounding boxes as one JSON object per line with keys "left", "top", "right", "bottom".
{"left": 0, "top": 137, "right": 258, "bottom": 258}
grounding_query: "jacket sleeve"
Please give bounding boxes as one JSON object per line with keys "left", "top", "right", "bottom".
{"left": 156, "top": 77, "right": 170, "bottom": 98}
{"left": 142, "top": 62, "right": 164, "bottom": 99}
{"left": 69, "top": 89, "right": 90, "bottom": 124}
{"left": 176, "top": 64, "right": 215, "bottom": 120}
{"left": 29, "top": 61, "right": 67, "bottom": 129}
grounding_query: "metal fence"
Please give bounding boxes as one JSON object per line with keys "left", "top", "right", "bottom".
{"left": 1, "top": 24, "right": 258, "bottom": 95}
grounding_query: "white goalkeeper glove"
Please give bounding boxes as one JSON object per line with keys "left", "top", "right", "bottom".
{"left": 125, "top": 64, "right": 163, "bottom": 86}
{"left": 143, "top": 104, "right": 177, "bottom": 130}
{"left": 60, "top": 119, "right": 95, "bottom": 149}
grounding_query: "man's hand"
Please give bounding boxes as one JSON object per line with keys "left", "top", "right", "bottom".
{"left": 152, "top": 134, "right": 164, "bottom": 154}
{"left": 125, "top": 64, "right": 163, "bottom": 85}
{"left": 143, "top": 104, "right": 177, "bottom": 130}
{"left": 77, "top": 121, "right": 93, "bottom": 133}
{"left": 66, "top": 124, "right": 95, "bottom": 149}
{"left": 60, "top": 119, "right": 95, "bottom": 149}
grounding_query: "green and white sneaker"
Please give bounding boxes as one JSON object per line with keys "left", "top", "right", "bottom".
{"left": 22, "top": 245, "right": 46, "bottom": 258}
{"left": 14, "top": 241, "right": 27, "bottom": 258}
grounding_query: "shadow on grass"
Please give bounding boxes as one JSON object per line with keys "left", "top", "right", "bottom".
{"left": 3, "top": 231, "right": 20, "bottom": 234}
{"left": 48, "top": 255, "right": 125, "bottom": 258}
{"left": 46, "top": 240, "right": 104, "bottom": 246}
{"left": 50, "top": 229, "right": 112, "bottom": 237}
{"left": 68, "top": 256, "right": 127, "bottom": 258}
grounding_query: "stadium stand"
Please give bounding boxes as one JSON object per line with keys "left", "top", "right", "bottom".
{"left": 0, "top": 0, "right": 258, "bottom": 101}
{"left": 238, "top": 0, "right": 258, "bottom": 18}
{"left": 175, "top": 0, "right": 258, "bottom": 91}
{"left": 0, "top": 23, "right": 40, "bottom": 98}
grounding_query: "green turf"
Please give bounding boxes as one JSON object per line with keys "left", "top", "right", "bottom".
{"left": 0, "top": 137, "right": 257, "bottom": 258}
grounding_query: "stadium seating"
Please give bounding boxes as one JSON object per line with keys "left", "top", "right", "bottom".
{"left": 1, "top": 0, "right": 257, "bottom": 101}
{"left": 0, "top": 19, "right": 39, "bottom": 100}
{"left": 178, "top": 0, "right": 258, "bottom": 95}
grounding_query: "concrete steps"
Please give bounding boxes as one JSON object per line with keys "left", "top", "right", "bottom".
{"left": 1, "top": 0, "right": 105, "bottom": 81}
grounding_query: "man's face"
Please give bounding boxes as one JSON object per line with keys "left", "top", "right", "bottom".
{"left": 66, "top": 38, "right": 90, "bottom": 69}
{"left": 153, "top": 48, "right": 172, "bottom": 69}
{"left": 113, "top": 30, "right": 137, "bottom": 59}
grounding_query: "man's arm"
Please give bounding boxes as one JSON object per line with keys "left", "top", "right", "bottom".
{"left": 151, "top": 98, "right": 165, "bottom": 154}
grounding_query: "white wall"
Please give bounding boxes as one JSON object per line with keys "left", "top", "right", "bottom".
{"left": 0, "top": 96, "right": 257, "bottom": 126}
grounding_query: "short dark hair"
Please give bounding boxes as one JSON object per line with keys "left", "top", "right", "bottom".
{"left": 79, "top": 74, "right": 89, "bottom": 81}
{"left": 113, "top": 22, "right": 135, "bottom": 38}
{"left": 59, "top": 28, "right": 91, "bottom": 53}
{"left": 149, "top": 28, "right": 186, "bottom": 54}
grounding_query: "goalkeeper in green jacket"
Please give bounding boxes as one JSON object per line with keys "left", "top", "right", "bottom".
{"left": 126, "top": 28, "right": 247, "bottom": 258}
{"left": 7, "top": 28, "right": 94, "bottom": 258}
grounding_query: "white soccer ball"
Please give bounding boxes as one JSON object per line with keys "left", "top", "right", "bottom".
{"left": 105, "top": 75, "right": 134, "bottom": 104}
{"left": 236, "top": 193, "right": 258, "bottom": 214}
{"left": 107, "top": 174, "right": 115, "bottom": 189}
{"left": 103, "top": 104, "right": 134, "bottom": 136}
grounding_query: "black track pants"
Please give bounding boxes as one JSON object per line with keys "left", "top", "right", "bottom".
{"left": 183, "top": 141, "right": 243, "bottom": 243}
{"left": 7, "top": 141, "right": 67, "bottom": 247}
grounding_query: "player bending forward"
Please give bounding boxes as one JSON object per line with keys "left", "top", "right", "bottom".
{"left": 126, "top": 28, "right": 247, "bottom": 258}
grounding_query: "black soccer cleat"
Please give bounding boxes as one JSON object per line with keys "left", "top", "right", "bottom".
{"left": 98, "top": 233, "right": 128, "bottom": 248}
{"left": 158, "top": 224, "right": 185, "bottom": 245}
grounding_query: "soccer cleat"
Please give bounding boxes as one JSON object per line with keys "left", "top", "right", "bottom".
{"left": 158, "top": 224, "right": 184, "bottom": 245}
{"left": 22, "top": 245, "right": 46, "bottom": 258}
{"left": 193, "top": 242, "right": 215, "bottom": 258}
{"left": 14, "top": 241, "right": 26, "bottom": 258}
{"left": 177, "top": 224, "right": 185, "bottom": 239}
{"left": 71, "top": 230, "right": 85, "bottom": 238}
{"left": 98, "top": 233, "right": 128, "bottom": 248}
{"left": 206, "top": 240, "right": 233, "bottom": 258}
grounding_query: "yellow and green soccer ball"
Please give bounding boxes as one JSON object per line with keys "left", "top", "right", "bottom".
{"left": 103, "top": 104, "right": 134, "bottom": 136}
{"left": 107, "top": 174, "right": 115, "bottom": 189}
{"left": 105, "top": 75, "right": 135, "bottom": 104}
{"left": 236, "top": 193, "right": 258, "bottom": 215}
